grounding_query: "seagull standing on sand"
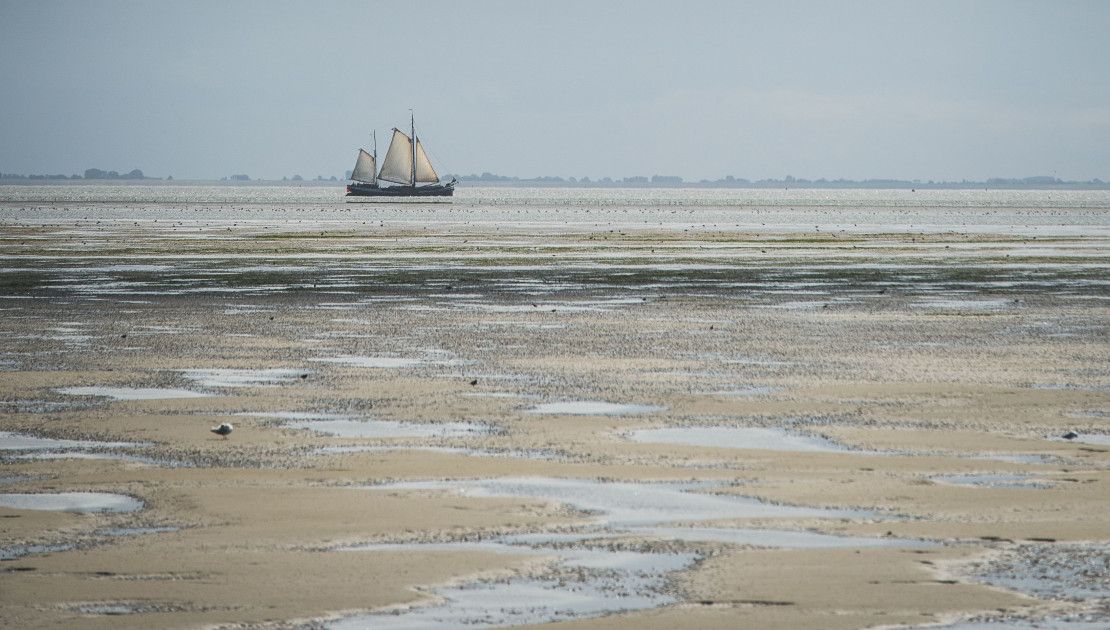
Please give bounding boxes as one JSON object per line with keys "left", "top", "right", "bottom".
{"left": 211, "top": 422, "right": 233, "bottom": 439}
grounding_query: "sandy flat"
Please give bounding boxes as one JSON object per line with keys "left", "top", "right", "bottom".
{"left": 0, "top": 199, "right": 1107, "bottom": 628}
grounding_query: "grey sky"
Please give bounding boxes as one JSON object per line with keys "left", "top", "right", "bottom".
{"left": 2, "top": 0, "right": 1108, "bottom": 181}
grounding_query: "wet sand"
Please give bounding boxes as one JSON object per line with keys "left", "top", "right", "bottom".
{"left": 1, "top": 193, "right": 1108, "bottom": 628}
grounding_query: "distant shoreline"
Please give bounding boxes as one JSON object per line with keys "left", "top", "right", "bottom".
{"left": 2, "top": 178, "right": 1109, "bottom": 191}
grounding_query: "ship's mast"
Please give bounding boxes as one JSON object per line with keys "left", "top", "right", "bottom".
{"left": 409, "top": 110, "right": 416, "bottom": 189}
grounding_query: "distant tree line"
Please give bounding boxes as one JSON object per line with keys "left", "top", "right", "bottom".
{"left": 0, "top": 168, "right": 148, "bottom": 180}
{"left": 0, "top": 172, "right": 81, "bottom": 180}
{"left": 445, "top": 172, "right": 1109, "bottom": 190}
{"left": 84, "top": 168, "right": 145, "bottom": 180}
{"left": 217, "top": 174, "right": 341, "bottom": 182}
{"left": 3, "top": 169, "right": 1106, "bottom": 189}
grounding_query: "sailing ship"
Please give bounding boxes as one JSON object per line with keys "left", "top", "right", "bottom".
{"left": 345, "top": 114, "right": 455, "bottom": 199}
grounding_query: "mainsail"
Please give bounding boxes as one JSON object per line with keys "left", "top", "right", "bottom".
{"left": 414, "top": 139, "right": 440, "bottom": 183}
{"left": 350, "top": 149, "right": 377, "bottom": 184}
{"left": 377, "top": 129, "right": 414, "bottom": 185}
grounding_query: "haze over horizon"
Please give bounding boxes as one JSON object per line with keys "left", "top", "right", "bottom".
{"left": 2, "top": 0, "right": 1108, "bottom": 182}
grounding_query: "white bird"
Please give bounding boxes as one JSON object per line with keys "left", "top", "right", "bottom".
{"left": 210, "top": 422, "right": 233, "bottom": 438}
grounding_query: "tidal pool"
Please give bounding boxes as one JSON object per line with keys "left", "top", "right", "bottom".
{"left": 0, "top": 431, "right": 136, "bottom": 451}
{"left": 626, "top": 426, "right": 850, "bottom": 453}
{"left": 332, "top": 478, "right": 917, "bottom": 629}
{"left": 934, "top": 621, "right": 1108, "bottom": 630}
{"left": 932, "top": 473, "right": 1052, "bottom": 489}
{"left": 529, "top": 401, "right": 665, "bottom": 416}
{"left": 310, "top": 356, "right": 423, "bottom": 368}
{"left": 95, "top": 526, "right": 179, "bottom": 537}
{"left": 181, "top": 368, "right": 308, "bottom": 388}
{"left": 938, "top": 545, "right": 1110, "bottom": 628}
{"left": 0, "top": 492, "right": 143, "bottom": 513}
{"left": 1062, "top": 434, "right": 1110, "bottom": 446}
{"left": 316, "top": 445, "right": 565, "bottom": 461}
{"left": 1, "top": 544, "right": 73, "bottom": 560}
{"left": 706, "top": 386, "right": 780, "bottom": 397}
{"left": 971, "top": 543, "right": 1110, "bottom": 602}
{"left": 637, "top": 526, "right": 933, "bottom": 548}
{"left": 375, "top": 477, "right": 868, "bottom": 527}
{"left": 332, "top": 522, "right": 928, "bottom": 630}
{"left": 247, "top": 412, "right": 492, "bottom": 439}
{"left": 56, "top": 386, "right": 210, "bottom": 400}
{"left": 0, "top": 431, "right": 167, "bottom": 466}
{"left": 334, "top": 541, "right": 695, "bottom": 630}
{"left": 1, "top": 525, "right": 179, "bottom": 561}
{"left": 915, "top": 298, "right": 1013, "bottom": 310}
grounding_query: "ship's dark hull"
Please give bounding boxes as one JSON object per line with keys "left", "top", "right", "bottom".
{"left": 346, "top": 182, "right": 455, "bottom": 198}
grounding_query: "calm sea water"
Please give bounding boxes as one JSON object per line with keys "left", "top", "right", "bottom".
{"left": 4, "top": 183, "right": 1110, "bottom": 206}
{"left": 1, "top": 184, "right": 1108, "bottom": 236}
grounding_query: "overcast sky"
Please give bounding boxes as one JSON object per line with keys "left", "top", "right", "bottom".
{"left": 2, "top": 0, "right": 1108, "bottom": 181}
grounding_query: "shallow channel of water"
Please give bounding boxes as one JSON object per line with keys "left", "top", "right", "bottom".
{"left": 626, "top": 427, "right": 851, "bottom": 453}
{"left": 246, "top": 412, "right": 492, "bottom": 439}
{"left": 56, "top": 386, "right": 210, "bottom": 400}
{"left": 529, "top": 401, "right": 665, "bottom": 416}
{"left": 0, "top": 492, "right": 143, "bottom": 513}
{"left": 327, "top": 477, "right": 920, "bottom": 629}
{"left": 374, "top": 477, "right": 871, "bottom": 528}
{"left": 181, "top": 368, "right": 308, "bottom": 388}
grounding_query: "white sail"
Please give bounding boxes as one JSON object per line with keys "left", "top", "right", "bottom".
{"left": 350, "top": 149, "right": 377, "bottom": 184}
{"left": 413, "top": 138, "right": 440, "bottom": 183}
{"left": 377, "top": 129, "right": 414, "bottom": 185}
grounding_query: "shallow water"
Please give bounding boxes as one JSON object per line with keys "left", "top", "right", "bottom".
{"left": 72, "top": 604, "right": 145, "bottom": 615}
{"left": 971, "top": 453, "right": 1056, "bottom": 465}
{"left": 250, "top": 412, "right": 491, "bottom": 439}
{"left": 0, "top": 525, "right": 180, "bottom": 561}
{"left": 0, "top": 431, "right": 166, "bottom": 466}
{"left": 626, "top": 427, "right": 851, "bottom": 453}
{"left": 1064, "top": 434, "right": 1110, "bottom": 446}
{"left": 3, "top": 186, "right": 1109, "bottom": 235}
{"left": 972, "top": 544, "right": 1110, "bottom": 603}
{"left": 331, "top": 477, "right": 914, "bottom": 629}
{"left": 705, "top": 385, "right": 780, "bottom": 397}
{"left": 0, "top": 491, "right": 143, "bottom": 513}
{"left": 376, "top": 477, "right": 868, "bottom": 527}
{"left": 95, "top": 526, "right": 179, "bottom": 536}
{"left": 335, "top": 523, "right": 927, "bottom": 630}
{"left": 932, "top": 473, "right": 1052, "bottom": 489}
{"left": 316, "top": 445, "right": 563, "bottom": 461}
{"left": 7, "top": 452, "right": 165, "bottom": 465}
{"left": 0, "top": 543, "right": 73, "bottom": 560}
{"left": 638, "top": 526, "right": 934, "bottom": 548}
{"left": 0, "top": 430, "right": 136, "bottom": 451}
{"left": 935, "top": 622, "right": 1108, "bottom": 630}
{"left": 915, "top": 298, "right": 1014, "bottom": 310}
{"left": 56, "top": 386, "right": 210, "bottom": 400}
{"left": 0, "top": 399, "right": 82, "bottom": 414}
{"left": 309, "top": 356, "right": 423, "bottom": 369}
{"left": 529, "top": 401, "right": 664, "bottom": 416}
{"left": 181, "top": 368, "right": 308, "bottom": 388}
{"left": 492, "top": 526, "right": 931, "bottom": 550}
{"left": 332, "top": 542, "right": 695, "bottom": 630}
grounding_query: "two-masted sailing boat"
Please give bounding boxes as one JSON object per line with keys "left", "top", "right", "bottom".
{"left": 345, "top": 114, "right": 455, "bottom": 198}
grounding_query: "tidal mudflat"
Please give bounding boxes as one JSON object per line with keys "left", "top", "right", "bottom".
{"left": 0, "top": 185, "right": 1108, "bottom": 629}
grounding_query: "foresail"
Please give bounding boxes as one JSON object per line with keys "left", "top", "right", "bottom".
{"left": 350, "top": 149, "right": 377, "bottom": 184}
{"left": 377, "top": 129, "right": 414, "bottom": 185}
{"left": 413, "top": 139, "right": 440, "bottom": 183}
